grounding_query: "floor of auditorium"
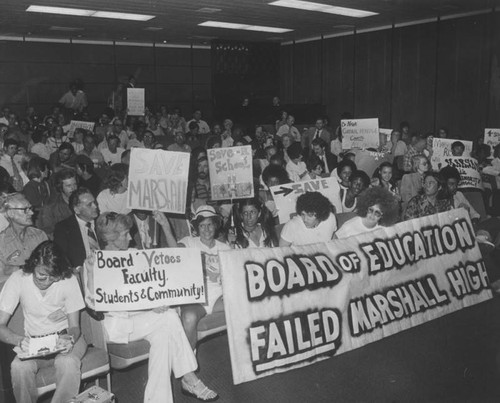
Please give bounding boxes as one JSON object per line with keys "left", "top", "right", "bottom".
{"left": 39, "top": 297, "right": 500, "bottom": 403}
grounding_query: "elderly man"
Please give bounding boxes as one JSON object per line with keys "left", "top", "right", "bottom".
{"left": 0, "top": 193, "right": 47, "bottom": 284}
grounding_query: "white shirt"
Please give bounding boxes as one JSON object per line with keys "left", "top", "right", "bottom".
{"left": 101, "top": 147, "right": 125, "bottom": 165}
{"left": 97, "top": 189, "right": 131, "bottom": 215}
{"left": 286, "top": 160, "right": 310, "bottom": 183}
{"left": 336, "top": 216, "right": 381, "bottom": 239}
{"left": 280, "top": 213, "right": 337, "bottom": 246}
{"left": 186, "top": 119, "right": 210, "bottom": 134}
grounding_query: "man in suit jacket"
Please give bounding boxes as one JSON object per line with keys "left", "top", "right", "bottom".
{"left": 302, "top": 118, "right": 332, "bottom": 155}
{"left": 54, "top": 187, "right": 99, "bottom": 268}
{"left": 311, "top": 138, "right": 337, "bottom": 175}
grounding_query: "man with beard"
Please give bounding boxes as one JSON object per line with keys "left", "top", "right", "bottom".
{"left": 191, "top": 156, "right": 211, "bottom": 211}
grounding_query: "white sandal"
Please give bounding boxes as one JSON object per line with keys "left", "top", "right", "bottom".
{"left": 181, "top": 378, "right": 219, "bottom": 402}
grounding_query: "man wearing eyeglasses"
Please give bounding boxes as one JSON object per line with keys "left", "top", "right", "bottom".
{"left": 0, "top": 193, "right": 48, "bottom": 284}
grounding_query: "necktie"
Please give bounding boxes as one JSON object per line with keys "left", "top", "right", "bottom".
{"left": 314, "top": 129, "right": 320, "bottom": 140}
{"left": 11, "top": 156, "right": 23, "bottom": 191}
{"left": 86, "top": 222, "right": 100, "bottom": 251}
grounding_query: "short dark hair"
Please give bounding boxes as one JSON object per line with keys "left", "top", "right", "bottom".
{"left": 296, "top": 192, "right": 333, "bottom": 221}
{"left": 262, "top": 165, "right": 289, "bottom": 186}
{"left": 3, "top": 138, "right": 18, "bottom": 148}
{"left": 337, "top": 158, "right": 357, "bottom": 174}
{"left": 439, "top": 165, "right": 461, "bottom": 183}
{"left": 287, "top": 142, "right": 303, "bottom": 160}
{"left": 350, "top": 170, "right": 370, "bottom": 189}
{"left": 104, "top": 163, "right": 128, "bottom": 192}
{"left": 55, "top": 169, "right": 77, "bottom": 192}
{"left": 59, "top": 142, "right": 74, "bottom": 153}
{"left": 23, "top": 240, "right": 73, "bottom": 278}
{"left": 311, "top": 138, "right": 327, "bottom": 149}
{"left": 451, "top": 141, "right": 465, "bottom": 150}
{"left": 69, "top": 187, "right": 93, "bottom": 210}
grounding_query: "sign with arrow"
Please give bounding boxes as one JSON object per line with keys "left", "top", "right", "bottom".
{"left": 270, "top": 177, "right": 342, "bottom": 224}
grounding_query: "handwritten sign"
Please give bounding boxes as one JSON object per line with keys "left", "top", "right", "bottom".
{"left": 93, "top": 248, "right": 205, "bottom": 311}
{"left": 68, "top": 120, "right": 95, "bottom": 136}
{"left": 441, "top": 156, "right": 483, "bottom": 190}
{"left": 270, "top": 177, "right": 341, "bottom": 223}
{"left": 127, "top": 148, "right": 190, "bottom": 213}
{"left": 219, "top": 209, "right": 492, "bottom": 384}
{"left": 341, "top": 118, "right": 379, "bottom": 150}
{"left": 431, "top": 138, "right": 472, "bottom": 170}
{"left": 484, "top": 128, "right": 500, "bottom": 156}
{"left": 207, "top": 145, "right": 254, "bottom": 200}
{"left": 354, "top": 149, "right": 393, "bottom": 177}
{"left": 127, "top": 88, "right": 145, "bottom": 116}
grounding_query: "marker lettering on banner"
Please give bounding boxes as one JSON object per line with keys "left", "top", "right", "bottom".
{"left": 446, "top": 261, "right": 489, "bottom": 299}
{"left": 245, "top": 254, "right": 342, "bottom": 301}
{"left": 249, "top": 308, "right": 342, "bottom": 373}
{"left": 361, "top": 219, "right": 475, "bottom": 275}
{"left": 348, "top": 275, "right": 450, "bottom": 337}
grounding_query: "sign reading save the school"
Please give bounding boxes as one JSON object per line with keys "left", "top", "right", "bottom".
{"left": 341, "top": 118, "right": 379, "bottom": 150}
{"left": 127, "top": 148, "right": 190, "bottom": 213}
{"left": 93, "top": 248, "right": 205, "bottom": 311}
{"left": 270, "top": 178, "right": 341, "bottom": 224}
{"left": 219, "top": 209, "right": 492, "bottom": 384}
{"left": 207, "top": 145, "right": 254, "bottom": 200}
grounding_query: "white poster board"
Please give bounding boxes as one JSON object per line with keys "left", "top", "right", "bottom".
{"left": 440, "top": 156, "right": 483, "bottom": 190}
{"left": 93, "top": 248, "right": 205, "bottom": 311}
{"left": 341, "top": 118, "right": 379, "bottom": 150}
{"left": 207, "top": 145, "right": 254, "bottom": 200}
{"left": 127, "top": 148, "right": 190, "bottom": 213}
{"left": 68, "top": 120, "right": 95, "bottom": 137}
{"left": 127, "top": 88, "right": 145, "bottom": 116}
{"left": 431, "top": 138, "right": 473, "bottom": 170}
{"left": 270, "top": 177, "right": 341, "bottom": 224}
{"left": 484, "top": 128, "right": 500, "bottom": 156}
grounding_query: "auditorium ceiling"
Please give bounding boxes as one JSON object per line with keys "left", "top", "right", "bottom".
{"left": 0, "top": 0, "right": 498, "bottom": 45}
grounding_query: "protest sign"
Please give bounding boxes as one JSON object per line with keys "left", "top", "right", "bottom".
{"left": 270, "top": 178, "right": 341, "bottom": 224}
{"left": 127, "top": 88, "right": 145, "bottom": 116}
{"left": 207, "top": 145, "right": 253, "bottom": 200}
{"left": 379, "top": 128, "right": 392, "bottom": 142}
{"left": 484, "top": 128, "right": 500, "bottom": 155}
{"left": 431, "top": 138, "right": 472, "bottom": 170}
{"left": 354, "top": 149, "right": 393, "bottom": 177}
{"left": 127, "top": 148, "right": 190, "bottom": 213}
{"left": 341, "top": 118, "right": 379, "bottom": 150}
{"left": 439, "top": 156, "right": 483, "bottom": 190}
{"left": 68, "top": 120, "right": 95, "bottom": 137}
{"left": 93, "top": 248, "right": 205, "bottom": 311}
{"left": 219, "top": 209, "right": 492, "bottom": 384}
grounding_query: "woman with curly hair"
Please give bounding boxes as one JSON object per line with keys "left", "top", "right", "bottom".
{"left": 279, "top": 191, "right": 337, "bottom": 246}
{"left": 336, "top": 186, "right": 400, "bottom": 238}
{"left": 339, "top": 169, "right": 370, "bottom": 213}
{"left": 96, "top": 162, "right": 130, "bottom": 215}
{"left": 0, "top": 241, "right": 86, "bottom": 403}
{"left": 227, "top": 197, "right": 278, "bottom": 248}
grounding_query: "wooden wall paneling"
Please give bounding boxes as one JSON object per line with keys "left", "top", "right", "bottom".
{"left": 71, "top": 44, "right": 114, "bottom": 64}
{"left": 279, "top": 44, "right": 294, "bottom": 103}
{"left": 322, "top": 35, "right": 355, "bottom": 124}
{"left": 192, "top": 66, "right": 211, "bottom": 84}
{"left": 156, "top": 84, "right": 193, "bottom": 102}
{"left": 114, "top": 45, "right": 154, "bottom": 64}
{"left": 71, "top": 64, "right": 116, "bottom": 83}
{"left": 354, "top": 30, "right": 392, "bottom": 125}
{"left": 391, "top": 23, "right": 437, "bottom": 134}
{"left": 155, "top": 47, "right": 192, "bottom": 66}
{"left": 17, "top": 42, "right": 72, "bottom": 62}
{"left": 192, "top": 49, "right": 211, "bottom": 66}
{"left": 487, "top": 11, "right": 500, "bottom": 128}
{"left": 156, "top": 65, "right": 192, "bottom": 83}
{"left": 292, "top": 41, "right": 322, "bottom": 104}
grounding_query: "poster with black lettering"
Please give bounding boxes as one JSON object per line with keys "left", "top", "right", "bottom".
{"left": 270, "top": 178, "right": 342, "bottom": 224}
{"left": 484, "top": 128, "right": 500, "bottom": 156}
{"left": 440, "top": 156, "right": 483, "bottom": 190}
{"left": 354, "top": 149, "right": 393, "bottom": 177}
{"left": 219, "top": 209, "right": 492, "bottom": 384}
{"left": 127, "top": 148, "right": 190, "bottom": 213}
{"left": 207, "top": 145, "right": 254, "bottom": 200}
{"left": 68, "top": 120, "right": 95, "bottom": 137}
{"left": 341, "top": 118, "right": 379, "bottom": 150}
{"left": 93, "top": 248, "right": 205, "bottom": 311}
{"left": 431, "top": 138, "right": 473, "bottom": 170}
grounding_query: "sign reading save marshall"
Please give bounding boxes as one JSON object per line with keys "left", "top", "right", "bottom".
{"left": 219, "top": 209, "right": 492, "bottom": 384}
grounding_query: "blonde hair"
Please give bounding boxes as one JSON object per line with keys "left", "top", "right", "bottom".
{"left": 95, "top": 212, "right": 133, "bottom": 248}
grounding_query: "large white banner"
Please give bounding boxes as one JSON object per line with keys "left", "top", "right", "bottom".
{"left": 127, "top": 148, "right": 190, "bottom": 213}
{"left": 207, "top": 145, "right": 254, "bottom": 201}
{"left": 93, "top": 248, "right": 205, "bottom": 311}
{"left": 270, "top": 178, "right": 341, "bottom": 224}
{"left": 341, "top": 118, "right": 379, "bottom": 150}
{"left": 219, "top": 209, "right": 492, "bottom": 384}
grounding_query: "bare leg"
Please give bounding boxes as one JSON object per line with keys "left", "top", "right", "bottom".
{"left": 181, "top": 304, "right": 207, "bottom": 350}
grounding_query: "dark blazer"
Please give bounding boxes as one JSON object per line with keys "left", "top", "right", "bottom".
{"left": 314, "top": 151, "right": 337, "bottom": 173}
{"left": 54, "top": 215, "right": 87, "bottom": 268}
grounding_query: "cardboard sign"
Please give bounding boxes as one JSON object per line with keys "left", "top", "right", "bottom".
{"left": 441, "top": 156, "right": 483, "bottom": 190}
{"left": 207, "top": 145, "right": 254, "bottom": 200}
{"left": 127, "top": 148, "right": 190, "bottom": 213}
{"left": 354, "top": 149, "right": 393, "bottom": 177}
{"left": 93, "top": 248, "right": 205, "bottom": 311}
{"left": 484, "top": 128, "right": 500, "bottom": 156}
{"left": 341, "top": 118, "right": 379, "bottom": 150}
{"left": 68, "top": 120, "right": 95, "bottom": 136}
{"left": 127, "top": 88, "right": 145, "bottom": 116}
{"left": 431, "top": 138, "right": 472, "bottom": 170}
{"left": 270, "top": 177, "right": 341, "bottom": 224}
{"left": 219, "top": 209, "right": 492, "bottom": 384}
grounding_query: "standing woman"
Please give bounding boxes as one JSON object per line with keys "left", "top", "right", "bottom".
{"left": 227, "top": 197, "right": 278, "bottom": 248}
{"left": 84, "top": 212, "right": 218, "bottom": 402}
{"left": 176, "top": 206, "right": 231, "bottom": 349}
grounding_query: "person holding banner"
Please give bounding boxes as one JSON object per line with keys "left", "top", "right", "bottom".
{"left": 84, "top": 212, "right": 219, "bottom": 402}
{"left": 404, "top": 172, "right": 452, "bottom": 220}
{"left": 177, "top": 206, "right": 231, "bottom": 349}
{"left": 227, "top": 197, "right": 278, "bottom": 249}
{"left": 336, "top": 187, "right": 399, "bottom": 239}
{"left": 279, "top": 192, "right": 337, "bottom": 246}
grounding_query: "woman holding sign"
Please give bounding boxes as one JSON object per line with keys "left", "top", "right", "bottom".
{"left": 85, "top": 212, "right": 219, "bottom": 402}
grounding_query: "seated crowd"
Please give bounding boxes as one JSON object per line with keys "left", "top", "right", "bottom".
{"left": 0, "top": 90, "right": 499, "bottom": 403}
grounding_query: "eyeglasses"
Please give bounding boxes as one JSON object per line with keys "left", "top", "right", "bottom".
{"left": 367, "top": 207, "right": 383, "bottom": 219}
{"left": 8, "top": 206, "right": 33, "bottom": 214}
